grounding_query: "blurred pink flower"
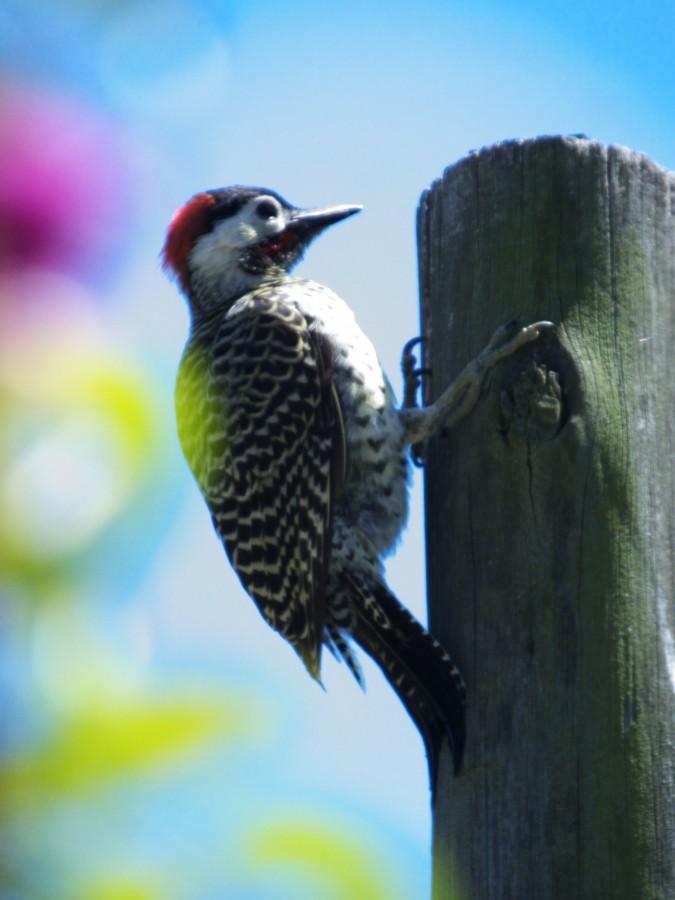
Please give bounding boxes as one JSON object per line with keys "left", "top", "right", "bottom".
{"left": 0, "top": 82, "right": 132, "bottom": 287}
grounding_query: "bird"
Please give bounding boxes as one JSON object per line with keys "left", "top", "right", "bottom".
{"left": 162, "top": 185, "right": 553, "bottom": 797}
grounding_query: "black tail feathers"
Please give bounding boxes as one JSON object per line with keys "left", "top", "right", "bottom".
{"left": 343, "top": 573, "right": 466, "bottom": 800}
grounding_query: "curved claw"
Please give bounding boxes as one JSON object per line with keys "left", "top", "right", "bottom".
{"left": 402, "top": 335, "right": 427, "bottom": 357}
{"left": 401, "top": 337, "right": 427, "bottom": 376}
{"left": 517, "top": 320, "right": 557, "bottom": 340}
{"left": 480, "top": 319, "right": 558, "bottom": 364}
{"left": 401, "top": 336, "right": 431, "bottom": 411}
{"left": 410, "top": 443, "right": 427, "bottom": 468}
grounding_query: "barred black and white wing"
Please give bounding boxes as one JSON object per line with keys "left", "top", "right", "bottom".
{"left": 176, "top": 296, "right": 346, "bottom": 680}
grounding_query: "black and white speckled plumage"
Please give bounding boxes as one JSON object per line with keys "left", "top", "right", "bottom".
{"left": 165, "top": 186, "right": 472, "bottom": 795}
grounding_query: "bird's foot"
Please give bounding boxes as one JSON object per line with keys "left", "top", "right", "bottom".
{"left": 401, "top": 319, "right": 557, "bottom": 443}
{"left": 401, "top": 336, "right": 431, "bottom": 410}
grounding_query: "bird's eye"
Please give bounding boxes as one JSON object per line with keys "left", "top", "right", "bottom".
{"left": 255, "top": 199, "right": 279, "bottom": 220}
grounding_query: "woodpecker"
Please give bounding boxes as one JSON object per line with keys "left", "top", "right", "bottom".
{"left": 163, "top": 185, "right": 553, "bottom": 796}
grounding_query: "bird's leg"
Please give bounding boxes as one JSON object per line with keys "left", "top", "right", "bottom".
{"left": 400, "top": 320, "right": 556, "bottom": 445}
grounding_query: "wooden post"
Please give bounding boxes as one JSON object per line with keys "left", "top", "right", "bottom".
{"left": 417, "top": 137, "right": 675, "bottom": 899}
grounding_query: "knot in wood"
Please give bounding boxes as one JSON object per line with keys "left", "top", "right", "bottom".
{"left": 501, "top": 362, "right": 564, "bottom": 443}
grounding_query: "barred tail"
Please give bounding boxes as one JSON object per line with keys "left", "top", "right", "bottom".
{"left": 344, "top": 573, "right": 467, "bottom": 799}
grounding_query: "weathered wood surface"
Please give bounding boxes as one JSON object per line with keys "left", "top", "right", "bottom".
{"left": 418, "top": 136, "right": 675, "bottom": 899}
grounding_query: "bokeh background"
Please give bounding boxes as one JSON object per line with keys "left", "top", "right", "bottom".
{"left": 1, "top": 2, "right": 674, "bottom": 898}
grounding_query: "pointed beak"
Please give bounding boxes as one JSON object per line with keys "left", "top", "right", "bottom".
{"left": 288, "top": 203, "right": 362, "bottom": 238}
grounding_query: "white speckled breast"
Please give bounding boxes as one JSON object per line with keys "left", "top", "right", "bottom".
{"left": 281, "top": 278, "right": 411, "bottom": 561}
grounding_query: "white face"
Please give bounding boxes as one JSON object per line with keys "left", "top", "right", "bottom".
{"left": 188, "top": 194, "right": 290, "bottom": 304}
{"left": 194, "top": 193, "right": 287, "bottom": 256}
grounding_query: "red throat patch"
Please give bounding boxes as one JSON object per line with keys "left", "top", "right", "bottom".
{"left": 162, "top": 192, "right": 217, "bottom": 292}
{"left": 258, "top": 228, "right": 298, "bottom": 259}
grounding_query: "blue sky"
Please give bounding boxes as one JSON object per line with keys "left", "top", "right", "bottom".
{"left": 3, "top": 1, "right": 675, "bottom": 897}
